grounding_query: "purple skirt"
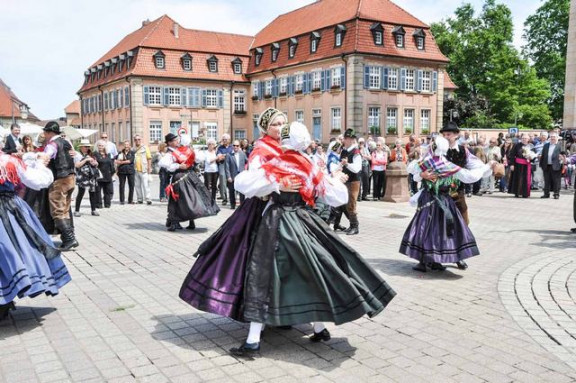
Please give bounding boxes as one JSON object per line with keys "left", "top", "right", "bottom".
{"left": 179, "top": 197, "right": 267, "bottom": 321}
{"left": 399, "top": 190, "right": 479, "bottom": 264}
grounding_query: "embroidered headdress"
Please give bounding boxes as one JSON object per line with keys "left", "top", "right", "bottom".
{"left": 257, "top": 107, "right": 287, "bottom": 135}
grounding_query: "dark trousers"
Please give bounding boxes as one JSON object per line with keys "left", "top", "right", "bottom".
{"left": 227, "top": 180, "right": 245, "bottom": 208}
{"left": 360, "top": 165, "right": 370, "bottom": 198}
{"left": 543, "top": 165, "right": 561, "bottom": 197}
{"left": 372, "top": 170, "right": 386, "bottom": 199}
{"left": 75, "top": 187, "right": 97, "bottom": 212}
{"left": 97, "top": 181, "right": 114, "bottom": 208}
{"left": 204, "top": 172, "right": 219, "bottom": 202}
{"left": 118, "top": 173, "right": 135, "bottom": 203}
{"left": 473, "top": 180, "right": 481, "bottom": 194}
{"left": 159, "top": 169, "right": 169, "bottom": 200}
{"left": 408, "top": 174, "right": 418, "bottom": 194}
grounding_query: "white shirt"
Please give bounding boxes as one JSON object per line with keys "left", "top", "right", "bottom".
{"left": 105, "top": 141, "right": 118, "bottom": 157}
{"left": 344, "top": 144, "right": 362, "bottom": 174}
{"left": 198, "top": 150, "right": 218, "bottom": 173}
{"left": 548, "top": 144, "right": 557, "bottom": 164}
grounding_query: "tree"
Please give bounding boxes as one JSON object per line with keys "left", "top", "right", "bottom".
{"left": 523, "top": 0, "right": 570, "bottom": 122}
{"left": 432, "top": 0, "right": 553, "bottom": 129}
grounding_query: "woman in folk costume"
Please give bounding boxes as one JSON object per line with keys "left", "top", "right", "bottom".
{"left": 160, "top": 134, "right": 219, "bottom": 232}
{"left": 0, "top": 151, "right": 71, "bottom": 319}
{"left": 179, "top": 108, "right": 286, "bottom": 319}
{"left": 229, "top": 122, "right": 396, "bottom": 358}
{"left": 400, "top": 136, "right": 493, "bottom": 272}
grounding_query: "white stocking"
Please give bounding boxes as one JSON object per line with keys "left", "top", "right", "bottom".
{"left": 313, "top": 322, "right": 326, "bottom": 333}
{"left": 246, "top": 322, "right": 263, "bottom": 344}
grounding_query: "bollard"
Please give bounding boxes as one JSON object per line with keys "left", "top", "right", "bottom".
{"left": 383, "top": 161, "right": 410, "bottom": 203}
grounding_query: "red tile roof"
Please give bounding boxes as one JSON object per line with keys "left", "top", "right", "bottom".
{"left": 444, "top": 72, "right": 458, "bottom": 90}
{"left": 65, "top": 100, "right": 80, "bottom": 114}
{"left": 253, "top": 0, "right": 428, "bottom": 48}
{"left": 0, "top": 78, "right": 38, "bottom": 121}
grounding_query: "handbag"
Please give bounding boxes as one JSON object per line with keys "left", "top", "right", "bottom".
{"left": 493, "top": 163, "right": 505, "bottom": 179}
{"left": 96, "top": 169, "right": 104, "bottom": 180}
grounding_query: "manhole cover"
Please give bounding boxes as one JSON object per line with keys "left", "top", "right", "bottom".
{"left": 388, "top": 213, "right": 409, "bottom": 219}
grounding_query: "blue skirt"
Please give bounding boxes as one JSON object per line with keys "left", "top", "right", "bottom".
{"left": 399, "top": 190, "right": 479, "bottom": 264}
{"left": 0, "top": 194, "right": 71, "bottom": 305}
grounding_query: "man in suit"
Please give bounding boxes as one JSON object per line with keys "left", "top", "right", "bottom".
{"left": 225, "top": 140, "right": 247, "bottom": 209}
{"left": 540, "top": 132, "right": 562, "bottom": 199}
{"left": 3, "top": 123, "right": 22, "bottom": 154}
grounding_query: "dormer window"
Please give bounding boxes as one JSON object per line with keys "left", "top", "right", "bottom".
{"left": 310, "top": 31, "right": 321, "bottom": 53}
{"left": 181, "top": 53, "right": 192, "bottom": 71}
{"left": 370, "top": 23, "right": 384, "bottom": 46}
{"left": 111, "top": 58, "right": 118, "bottom": 74}
{"left": 104, "top": 61, "right": 110, "bottom": 77}
{"left": 413, "top": 28, "right": 426, "bottom": 50}
{"left": 154, "top": 51, "right": 165, "bottom": 69}
{"left": 232, "top": 58, "right": 243, "bottom": 74}
{"left": 392, "top": 26, "right": 406, "bottom": 48}
{"left": 271, "top": 43, "right": 280, "bottom": 62}
{"left": 288, "top": 38, "right": 298, "bottom": 58}
{"left": 334, "top": 24, "right": 347, "bottom": 47}
{"left": 207, "top": 55, "right": 218, "bottom": 72}
{"left": 254, "top": 48, "right": 263, "bottom": 66}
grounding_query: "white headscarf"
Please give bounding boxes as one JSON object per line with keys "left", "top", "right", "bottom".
{"left": 281, "top": 122, "right": 311, "bottom": 152}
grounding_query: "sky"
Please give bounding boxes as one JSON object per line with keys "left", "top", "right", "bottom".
{"left": 0, "top": 0, "right": 542, "bottom": 120}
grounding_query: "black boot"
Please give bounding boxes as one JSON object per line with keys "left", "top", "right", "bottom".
{"left": 56, "top": 219, "right": 79, "bottom": 251}
{"left": 456, "top": 260, "right": 468, "bottom": 270}
{"left": 310, "top": 329, "right": 331, "bottom": 342}
{"left": 187, "top": 220, "right": 196, "bottom": 230}
{"left": 0, "top": 302, "right": 15, "bottom": 321}
{"left": 168, "top": 221, "right": 183, "bottom": 232}
{"left": 346, "top": 226, "right": 359, "bottom": 235}
{"left": 230, "top": 342, "right": 260, "bottom": 358}
{"left": 333, "top": 211, "right": 347, "bottom": 232}
{"left": 412, "top": 262, "right": 427, "bottom": 272}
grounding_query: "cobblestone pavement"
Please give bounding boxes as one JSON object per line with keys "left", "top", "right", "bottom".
{"left": 1, "top": 177, "right": 576, "bottom": 383}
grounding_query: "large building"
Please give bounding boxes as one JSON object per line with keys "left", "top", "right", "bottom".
{"left": 78, "top": 0, "right": 450, "bottom": 148}
{"left": 0, "top": 78, "right": 39, "bottom": 129}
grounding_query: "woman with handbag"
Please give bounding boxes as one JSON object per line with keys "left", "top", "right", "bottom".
{"left": 74, "top": 140, "right": 99, "bottom": 217}
{"left": 94, "top": 140, "right": 115, "bottom": 208}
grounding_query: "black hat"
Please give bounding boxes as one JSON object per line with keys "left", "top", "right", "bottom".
{"left": 439, "top": 121, "right": 460, "bottom": 133}
{"left": 43, "top": 121, "right": 60, "bottom": 134}
{"left": 165, "top": 133, "right": 178, "bottom": 144}
{"left": 344, "top": 128, "right": 357, "bottom": 139}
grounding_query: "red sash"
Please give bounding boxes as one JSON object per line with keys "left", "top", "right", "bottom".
{"left": 165, "top": 147, "right": 196, "bottom": 201}
{"left": 0, "top": 154, "right": 23, "bottom": 185}
{"left": 248, "top": 135, "right": 282, "bottom": 169}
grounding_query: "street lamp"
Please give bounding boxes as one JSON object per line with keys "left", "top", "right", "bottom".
{"left": 449, "top": 109, "right": 459, "bottom": 122}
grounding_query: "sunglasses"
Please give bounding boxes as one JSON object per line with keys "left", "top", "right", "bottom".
{"left": 233, "top": 144, "right": 240, "bottom": 147}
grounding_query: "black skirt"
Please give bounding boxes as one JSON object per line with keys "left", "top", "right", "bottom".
{"left": 167, "top": 171, "right": 220, "bottom": 222}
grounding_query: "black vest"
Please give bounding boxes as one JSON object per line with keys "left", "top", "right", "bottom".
{"left": 49, "top": 137, "right": 75, "bottom": 179}
{"left": 446, "top": 145, "right": 468, "bottom": 189}
{"left": 340, "top": 147, "right": 360, "bottom": 183}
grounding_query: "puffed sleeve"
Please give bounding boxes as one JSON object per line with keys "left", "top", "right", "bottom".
{"left": 234, "top": 168, "right": 279, "bottom": 198}
{"left": 19, "top": 160, "right": 54, "bottom": 190}
{"left": 454, "top": 163, "right": 491, "bottom": 184}
{"left": 407, "top": 159, "right": 423, "bottom": 182}
{"left": 159, "top": 152, "right": 179, "bottom": 172}
{"left": 321, "top": 176, "right": 348, "bottom": 207}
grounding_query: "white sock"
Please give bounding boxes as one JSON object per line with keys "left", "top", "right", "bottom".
{"left": 246, "top": 322, "right": 263, "bottom": 344}
{"left": 313, "top": 322, "right": 326, "bottom": 333}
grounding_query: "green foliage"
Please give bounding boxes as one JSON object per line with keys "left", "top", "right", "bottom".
{"left": 432, "top": 0, "right": 553, "bottom": 129}
{"left": 523, "top": 0, "right": 569, "bottom": 122}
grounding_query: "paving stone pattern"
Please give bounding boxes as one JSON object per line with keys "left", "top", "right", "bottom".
{"left": 1, "top": 177, "right": 576, "bottom": 382}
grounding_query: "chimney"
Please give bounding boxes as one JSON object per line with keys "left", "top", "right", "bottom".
{"left": 173, "top": 23, "right": 179, "bottom": 38}
{"left": 142, "top": 19, "right": 150, "bottom": 27}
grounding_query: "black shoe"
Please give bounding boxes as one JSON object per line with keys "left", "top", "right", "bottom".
{"left": 429, "top": 262, "right": 447, "bottom": 271}
{"left": 138, "top": 201, "right": 143, "bottom": 204}
{"left": 56, "top": 219, "right": 79, "bottom": 251}
{"left": 165, "top": 219, "right": 171, "bottom": 228}
{"left": 310, "top": 329, "right": 331, "bottom": 342}
{"left": 147, "top": 201, "right": 152, "bottom": 205}
{"left": 222, "top": 200, "right": 228, "bottom": 205}
{"left": 120, "top": 201, "right": 125, "bottom": 205}
{"left": 334, "top": 225, "right": 348, "bottom": 232}
{"left": 571, "top": 228, "right": 576, "bottom": 233}
{"left": 230, "top": 342, "right": 260, "bottom": 358}
{"left": 276, "top": 325, "right": 292, "bottom": 330}
{"left": 187, "top": 221, "right": 196, "bottom": 230}
{"left": 230, "top": 205, "right": 236, "bottom": 210}
{"left": 346, "top": 227, "right": 359, "bottom": 235}
{"left": 554, "top": 195, "right": 559, "bottom": 199}
{"left": 361, "top": 197, "right": 369, "bottom": 201}
{"left": 91, "top": 211, "right": 99, "bottom": 216}
{"left": 0, "top": 302, "right": 15, "bottom": 321}
{"left": 167, "top": 225, "right": 178, "bottom": 232}
{"left": 456, "top": 260, "right": 468, "bottom": 270}
{"left": 541, "top": 195, "right": 550, "bottom": 199}
{"left": 174, "top": 222, "right": 184, "bottom": 230}
{"left": 412, "top": 262, "right": 427, "bottom": 272}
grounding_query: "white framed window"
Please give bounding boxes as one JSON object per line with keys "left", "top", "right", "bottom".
{"left": 421, "top": 71, "right": 432, "bottom": 92}
{"left": 170, "top": 121, "right": 181, "bottom": 135}
{"left": 234, "top": 130, "right": 247, "bottom": 140}
{"left": 252, "top": 81, "right": 260, "bottom": 98}
{"left": 234, "top": 63, "right": 242, "bottom": 74}
{"left": 311, "top": 39, "right": 318, "bottom": 53}
{"left": 405, "top": 69, "right": 415, "bottom": 91}
{"left": 191, "top": 121, "right": 200, "bottom": 139}
{"left": 335, "top": 33, "right": 342, "bottom": 47}
{"left": 208, "top": 60, "right": 218, "bottom": 72}
{"left": 206, "top": 89, "right": 218, "bottom": 107}
{"left": 255, "top": 54, "right": 262, "bottom": 66}
{"left": 416, "top": 37, "right": 425, "bottom": 50}
{"left": 279, "top": 77, "right": 288, "bottom": 94}
{"left": 295, "top": 110, "right": 304, "bottom": 124}
{"left": 205, "top": 122, "right": 218, "bottom": 141}
{"left": 331, "top": 107, "right": 342, "bottom": 131}
{"left": 289, "top": 45, "right": 296, "bottom": 58}
{"left": 295, "top": 74, "right": 304, "bottom": 92}
{"left": 387, "top": 108, "right": 398, "bottom": 132}
{"left": 149, "top": 121, "right": 162, "bottom": 142}
{"left": 403, "top": 109, "right": 414, "bottom": 132}
{"left": 272, "top": 49, "right": 279, "bottom": 62}
{"left": 388, "top": 68, "right": 398, "bottom": 90}
{"left": 155, "top": 56, "right": 165, "bottom": 69}
{"left": 234, "top": 90, "right": 245, "bottom": 112}
{"left": 395, "top": 34, "right": 404, "bottom": 48}
{"left": 118, "top": 122, "right": 123, "bottom": 142}
{"left": 369, "top": 66, "right": 381, "bottom": 89}
{"left": 332, "top": 67, "right": 341, "bottom": 87}
{"left": 265, "top": 80, "right": 272, "bottom": 96}
{"left": 149, "top": 86, "right": 162, "bottom": 105}
{"left": 312, "top": 71, "right": 322, "bottom": 90}
{"left": 169, "top": 87, "right": 181, "bottom": 106}
{"left": 368, "top": 107, "right": 380, "bottom": 129}
{"left": 312, "top": 108, "right": 322, "bottom": 117}
{"left": 183, "top": 59, "right": 192, "bottom": 71}
{"left": 375, "top": 31, "right": 383, "bottom": 45}
{"left": 421, "top": 109, "right": 430, "bottom": 132}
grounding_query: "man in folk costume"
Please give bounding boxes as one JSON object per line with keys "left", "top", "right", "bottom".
{"left": 160, "top": 133, "right": 219, "bottom": 232}
{"left": 43, "top": 121, "right": 78, "bottom": 251}
{"left": 178, "top": 108, "right": 288, "bottom": 320}
{"left": 336, "top": 128, "right": 362, "bottom": 235}
{"left": 421, "top": 122, "right": 487, "bottom": 270}
{"left": 229, "top": 122, "right": 396, "bottom": 357}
